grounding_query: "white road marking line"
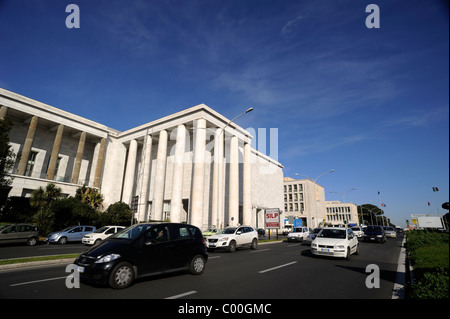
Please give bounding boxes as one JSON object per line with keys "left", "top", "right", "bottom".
{"left": 165, "top": 290, "right": 197, "bottom": 299}
{"left": 10, "top": 276, "right": 66, "bottom": 287}
{"left": 258, "top": 261, "right": 297, "bottom": 274}
{"left": 250, "top": 248, "right": 270, "bottom": 253}
{"left": 208, "top": 256, "right": 221, "bottom": 259}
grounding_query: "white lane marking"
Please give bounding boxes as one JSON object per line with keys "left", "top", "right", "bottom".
{"left": 208, "top": 256, "right": 221, "bottom": 259}
{"left": 258, "top": 261, "right": 297, "bottom": 274}
{"left": 165, "top": 290, "right": 197, "bottom": 299}
{"left": 10, "top": 276, "right": 66, "bottom": 287}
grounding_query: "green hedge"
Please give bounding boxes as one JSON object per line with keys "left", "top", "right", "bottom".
{"left": 406, "top": 230, "right": 449, "bottom": 299}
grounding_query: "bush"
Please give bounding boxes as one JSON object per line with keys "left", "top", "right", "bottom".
{"left": 406, "top": 230, "right": 449, "bottom": 299}
{"left": 98, "top": 202, "right": 132, "bottom": 227}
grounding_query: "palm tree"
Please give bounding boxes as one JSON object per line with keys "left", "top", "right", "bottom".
{"left": 30, "top": 183, "right": 62, "bottom": 235}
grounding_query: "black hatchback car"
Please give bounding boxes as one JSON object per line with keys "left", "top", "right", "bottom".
{"left": 363, "top": 225, "right": 386, "bottom": 243}
{"left": 74, "top": 222, "right": 208, "bottom": 289}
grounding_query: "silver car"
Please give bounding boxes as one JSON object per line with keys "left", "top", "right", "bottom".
{"left": 47, "top": 225, "right": 96, "bottom": 244}
{"left": 0, "top": 223, "right": 39, "bottom": 246}
{"left": 383, "top": 226, "right": 397, "bottom": 238}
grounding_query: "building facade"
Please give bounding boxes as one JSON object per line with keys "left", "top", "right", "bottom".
{"left": 1, "top": 88, "right": 284, "bottom": 230}
{"left": 283, "top": 177, "right": 359, "bottom": 228}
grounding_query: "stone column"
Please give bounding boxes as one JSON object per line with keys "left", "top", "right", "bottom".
{"left": 242, "top": 142, "right": 252, "bottom": 226}
{"left": 228, "top": 135, "right": 239, "bottom": 226}
{"left": 71, "top": 132, "right": 86, "bottom": 184}
{"left": 138, "top": 134, "right": 153, "bottom": 222}
{"left": 122, "top": 139, "right": 138, "bottom": 204}
{"left": 152, "top": 130, "right": 168, "bottom": 221}
{"left": 46, "top": 124, "right": 64, "bottom": 180}
{"left": 170, "top": 124, "right": 186, "bottom": 223}
{"left": 16, "top": 116, "right": 38, "bottom": 175}
{"left": 190, "top": 119, "right": 206, "bottom": 228}
{"left": 93, "top": 137, "right": 106, "bottom": 188}
{"left": 0, "top": 106, "right": 7, "bottom": 119}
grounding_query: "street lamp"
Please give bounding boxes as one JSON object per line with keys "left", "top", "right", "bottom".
{"left": 329, "top": 188, "right": 357, "bottom": 203}
{"left": 295, "top": 169, "right": 335, "bottom": 228}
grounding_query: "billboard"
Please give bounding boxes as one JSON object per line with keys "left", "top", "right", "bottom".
{"left": 412, "top": 214, "right": 445, "bottom": 229}
{"left": 265, "top": 208, "right": 280, "bottom": 229}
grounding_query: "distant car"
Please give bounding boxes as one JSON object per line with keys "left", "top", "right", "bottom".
{"left": 202, "top": 228, "right": 220, "bottom": 238}
{"left": 363, "top": 225, "right": 386, "bottom": 243}
{"left": 351, "top": 226, "right": 364, "bottom": 238}
{"left": 257, "top": 228, "right": 265, "bottom": 236}
{"left": 0, "top": 223, "right": 39, "bottom": 246}
{"left": 47, "top": 225, "right": 96, "bottom": 244}
{"left": 74, "top": 222, "right": 207, "bottom": 289}
{"left": 383, "top": 226, "right": 397, "bottom": 238}
{"left": 306, "top": 228, "right": 322, "bottom": 244}
{"left": 287, "top": 227, "right": 309, "bottom": 242}
{"left": 311, "top": 227, "right": 359, "bottom": 259}
{"left": 82, "top": 226, "right": 125, "bottom": 245}
{"left": 206, "top": 226, "right": 258, "bottom": 252}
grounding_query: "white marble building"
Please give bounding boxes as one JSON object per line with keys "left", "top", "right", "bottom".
{"left": 1, "top": 88, "right": 284, "bottom": 230}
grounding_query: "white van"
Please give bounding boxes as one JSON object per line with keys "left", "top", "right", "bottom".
{"left": 287, "top": 227, "right": 309, "bottom": 242}
{"left": 82, "top": 225, "right": 125, "bottom": 245}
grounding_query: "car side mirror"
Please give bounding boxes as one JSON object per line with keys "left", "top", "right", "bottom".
{"left": 236, "top": 231, "right": 242, "bottom": 235}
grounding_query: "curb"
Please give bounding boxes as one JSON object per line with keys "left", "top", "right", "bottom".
{"left": 0, "top": 258, "right": 76, "bottom": 271}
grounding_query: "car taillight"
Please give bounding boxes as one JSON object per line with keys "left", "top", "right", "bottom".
{"left": 201, "top": 237, "right": 206, "bottom": 247}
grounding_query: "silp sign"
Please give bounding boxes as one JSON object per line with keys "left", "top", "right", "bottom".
{"left": 265, "top": 208, "right": 280, "bottom": 229}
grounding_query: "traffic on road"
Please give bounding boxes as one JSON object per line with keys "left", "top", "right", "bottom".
{"left": 0, "top": 223, "right": 406, "bottom": 301}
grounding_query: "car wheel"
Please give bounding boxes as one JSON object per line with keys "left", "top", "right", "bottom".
{"left": 27, "top": 237, "right": 37, "bottom": 246}
{"left": 250, "top": 238, "right": 258, "bottom": 250}
{"left": 94, "top": 239, "right": 102, "bottom": 245}
{"left": 109, "top": 262, "right": 134, "bottom": 289}
{"left": 58, "top": 237, "right": 68, "bottom": 245}
{"left": 345, "top": 247, "right": 351, "bottom": 260}
{"left": 189, "top": 255, "right": 206, "bottom": 275}
{"left": 228, "top": 240, "right": 237, "bottom": 253}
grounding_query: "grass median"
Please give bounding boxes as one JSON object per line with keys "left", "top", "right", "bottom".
{"left": 0, "top": 254, "right": 79, "bottom": 266}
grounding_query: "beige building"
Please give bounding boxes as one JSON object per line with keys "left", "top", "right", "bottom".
{"left": 283, "top": 177, "right": 359, "bottom": 228}
{"left": 1, "top": 88, "right": 284, "bottom": 230}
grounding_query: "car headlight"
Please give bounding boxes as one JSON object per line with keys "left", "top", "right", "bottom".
{"left": 311, "top": 243, "right": 317, "bottom": 248}
{"left": 335, "top": 245, "right": 345, "bottom": 249}
{"left": 377, "top": 235, "right": 383, "bottom": 238}
{"left": 95, "top": 254, "right": 121, "bottom": 264}
{"left": 219, "top": 237, "right": 229, "bottom": 242}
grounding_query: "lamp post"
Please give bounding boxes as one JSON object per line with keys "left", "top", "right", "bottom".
{"left": 329, "top": 188, "right": 357, "bottom": 203}
{"left": 296, "top": 169, "right": 335, "bottom": 228}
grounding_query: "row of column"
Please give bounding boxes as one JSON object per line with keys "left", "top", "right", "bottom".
{"left": 0, "top": 105, "right": 106, "bottom": 188}
{"left": 123, "top": 118, "right": 253, "bottom": 229}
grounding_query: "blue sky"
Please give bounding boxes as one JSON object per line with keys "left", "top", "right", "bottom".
{"left": 0, "top": 0, "right": 448, "bottom": 227}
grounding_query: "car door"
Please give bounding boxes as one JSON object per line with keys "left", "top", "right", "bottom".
{"left": 347, "top": 229, "right": 358, "bottom": 253}
{"left": 169, "top": 224, "right": 195, "bottom": 269}
{"left": 68, "top": 226, "right": 84, "bottom": 241}
{"left": 138, "top": 225, "right": 173, "bottom": 276}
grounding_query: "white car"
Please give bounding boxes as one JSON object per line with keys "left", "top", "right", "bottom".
{"left": 206, "top": 226, "right": 258, "bottom": 252}
{"left": 311, "top": 227, "right": 359, "bottom": 259}
{"left": 82, "top": 225, "right": 125, "bottom": 245}
{"left": 351, "top": 226, "right": 364, "bottom": 238}
{"left": 287, "top": 226, "right": 309, "bottom": 242}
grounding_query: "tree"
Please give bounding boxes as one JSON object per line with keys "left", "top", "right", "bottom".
{"left": 0, "top": 117, "right": 17, "bottom": 207}
{"left": 30, "top": 183, "right": 62, "bottom": 235}
{"left": 358, "top": 204, "right": 385, "bottom": 225}
{"left": 99, "top": 202, "right": 132, "bottom": 226}
{"left": 76, "top": 186, "right": 104, "bottom": 210}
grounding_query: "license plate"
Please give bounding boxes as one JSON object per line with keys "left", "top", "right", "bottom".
{"left": 321, "top": 248, "right": 331, "bottom": 252}
{"left": 77, "top": 266, "right": 85, "bottom": 273}
{"left": 209, "top": 244, "right": 216, "bottom": 247}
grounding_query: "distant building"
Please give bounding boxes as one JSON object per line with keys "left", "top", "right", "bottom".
{"left": 1, "top": 88, "right": 284, "bottom": 230}
{"left": 283, "top": 177, "right": 359, "bottom": 228}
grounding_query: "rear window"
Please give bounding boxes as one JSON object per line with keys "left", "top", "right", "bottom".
{"left": 366, "top": 226, "right": 382, "bottom": 232}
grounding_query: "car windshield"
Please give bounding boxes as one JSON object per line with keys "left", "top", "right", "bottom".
{"left": 312, "top": 228, "right": 321, "bottom": 234}
{"left": 384, "top": 227, "right": 394, "bottom": 231}
{"left": 351, "top": 227, "right": 360, "bottom": 231}
{"left": 222, "top": 227, "right": 237, "bottom": 234}
{"left": 110, "top": 224, "right": 153, "bottom": 240}
{"left": 366, "top": 226, "right": 382, "bottom": 232}
{"left": 318, "top": 229, "right": 346, "bottom": 239}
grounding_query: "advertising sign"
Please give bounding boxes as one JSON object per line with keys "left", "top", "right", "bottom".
{"left": 265, "top": 208, "right": 280, "bottom": 229}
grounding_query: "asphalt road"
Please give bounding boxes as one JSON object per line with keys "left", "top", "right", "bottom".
{"left": 0, "top": 235, "right": 405, "bottom": 301}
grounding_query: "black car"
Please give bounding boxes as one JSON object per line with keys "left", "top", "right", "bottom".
{"left": 363, "top": 225, "right": 386, "bottom": 243}
{"left": 74, "top": 222, "right": 208, "bottom": 289}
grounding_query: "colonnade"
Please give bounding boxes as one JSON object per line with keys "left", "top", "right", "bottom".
{"left": 0, "top": 105, "right": 106, "bottom": 187}
{"left": 122, "top": 118, "right": 253, "bottom": 229}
